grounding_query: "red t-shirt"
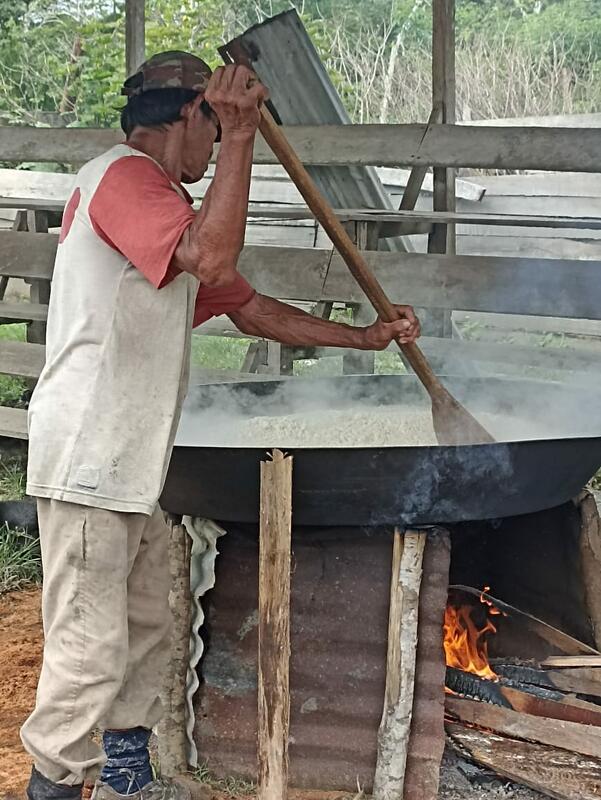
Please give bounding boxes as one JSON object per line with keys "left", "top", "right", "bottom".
{"left": 86, "top": 154, "right": 255, "bottom": 327}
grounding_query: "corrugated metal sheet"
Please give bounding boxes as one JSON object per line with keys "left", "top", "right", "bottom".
{"left": 194, "top": 524, "right": 395, "bottom": 791}
{"left": 221, "top": 9, "right": 412, "bottom": 254}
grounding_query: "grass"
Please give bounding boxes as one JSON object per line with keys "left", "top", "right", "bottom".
{"left": 0, "top": 323, "right": 28, "bottom": 407}
{"left": 0, "top": 524, "right": 41, "bottom": 594}
{"left": 193, "top": 765, "right": 256, "bottom": 797}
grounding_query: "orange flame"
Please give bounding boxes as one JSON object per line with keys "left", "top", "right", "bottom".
{"left": 443, "top": 587, "right": 499, "bottom": 680}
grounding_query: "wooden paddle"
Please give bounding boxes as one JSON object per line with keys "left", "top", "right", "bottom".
{"left": 256, "top": 106, "right": 495, "bottom": 445}
{"left": 217, "top": 46, "right": 494, "bottom": 444}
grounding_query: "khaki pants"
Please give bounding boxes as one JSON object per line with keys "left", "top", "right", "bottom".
{"left": 21, "top": 500, "right": 172, "bottom": 786}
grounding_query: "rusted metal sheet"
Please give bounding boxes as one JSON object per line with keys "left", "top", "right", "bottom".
{"left": 404, "top": 528, "right": 452, "bottom": 800}
{"left": 195, "top": 524, "right": 396, "bottom": 791}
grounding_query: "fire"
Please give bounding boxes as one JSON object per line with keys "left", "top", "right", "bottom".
{"left": 443, "top": 587, "right": 500, "bottom": 680}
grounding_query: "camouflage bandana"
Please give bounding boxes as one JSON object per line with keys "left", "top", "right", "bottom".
{"left": 122, "top": 51, "right": 212, "bottom": 97}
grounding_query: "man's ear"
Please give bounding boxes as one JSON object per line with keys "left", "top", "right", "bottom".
{"left": 181, "top": 95, "right": 203, "bottom": 125}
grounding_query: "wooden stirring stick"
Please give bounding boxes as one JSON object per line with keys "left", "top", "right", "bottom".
{"left": 255, "top": 106, "right": 494, "bottom": 445}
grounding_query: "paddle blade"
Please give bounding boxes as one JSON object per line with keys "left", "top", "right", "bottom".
{"left": 431, "top": 389, "right": 496, "bottom": 445}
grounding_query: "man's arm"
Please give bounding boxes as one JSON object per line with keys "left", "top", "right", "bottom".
{"left": 229, "top": 293, "right": 421, "bottom": 350}
{"left": 172, "top": 65, "right": 267, "bottom": 287}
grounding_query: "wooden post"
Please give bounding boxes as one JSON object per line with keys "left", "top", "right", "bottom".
{"left": 373, "top": 529, "right": 427, "bottom": 800}
{"left": 429, "top": 0, "right": 456, "bottom": 339}
{"left": 125, "top": 0, "right": 146, "bottom": 77}
{"left": 25, "top": 210, "right": 50, "bottom": 345}
{"left": 404, "top": 528, "right": 451, "bottom": 800}
{"left": 157, "top": 516, "right": 192, "bottom": 777}
{"left": 430, "top": 0, "right": 456, "bottom": 256}
{"left": 342, "top": 220, "right": 378, "bottom": 375}
{"left": 258, "top": 449, "right": 293, "bottom": 800}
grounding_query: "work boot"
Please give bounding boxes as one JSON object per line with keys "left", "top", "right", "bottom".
{"left": 26, "top": 767, "right": 82, "bottom": 800}
{"left": 91, "top": 778, "right": 191, "bottom": 800}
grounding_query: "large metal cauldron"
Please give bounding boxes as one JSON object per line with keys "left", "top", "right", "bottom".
{"left": 161, "top": 375, "right": 601, "bottom": 526}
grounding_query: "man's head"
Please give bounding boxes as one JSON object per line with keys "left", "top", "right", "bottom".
{"left": 121, "top": 51, "right": 220, "bottom": 183}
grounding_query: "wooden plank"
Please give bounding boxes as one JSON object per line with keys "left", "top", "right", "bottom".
{"left": 317, "top": 250, "right": 601, "bottom": 320}
{"left": 26, "top": 210, "right": 50, "bottom": 344}
{"left": 447, "top": 722, "right": 601, "bottom": 800}
{"left": 125, "top": 0, "right": 145, "bottom": 76}
{"left": 0, "top": 232, "right": 56, "bottom": 280}
{"left": 500, "top": 684, "right": 601, "bottom": 727}
{"left": 2, "top": 125, "right": 601, "bottom": 171}
{"left": 248, "top": 206, "right": 601, "bottom": 230}
{"left": 0, "top": 302, "right": 48, "bottom": 323}
{"left": 549, "top": 669, "right": 601, "bottom": 698}
{"left": 453, "top": 311, "right": 601, "bottom": 338}
{"left": 0, "top": 406, "right": 28, "bottom": 439}
{"left": 0, "top": 341, "right": 45, "bottom": 379}
{"left": 446, "top": 695, "right": 601, "bottom": 759}
{"left": 543, "top": 656, "right": 601, "bottom": 668}
{"left": 6, "top": 233, "right": 601, "bottom": 323}
{"left": 373, "top": 530, "right": 426, "bottom": 800}
{"left": 258, "top": 450, "right": 293, "bottom": 800}
{"left": 404, "top": 529, "right": 451, "bottom": 800}
{"left": 0, "top": 198, "right": 65, "bottom": 212}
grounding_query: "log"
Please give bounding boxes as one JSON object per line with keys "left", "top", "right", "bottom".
{"left": 258, "top": 449, "right": 293, "bottom": 800}
{"left": 543, "top": 656, "right": 601, "bottom": 668}
{"left": 158, "top": 518, "right": 192, "bottom": 776}
{"left": 445, "top": 695, "right": 601, "bottom": 759}
{"left": 404, "top": 528, "right": 451, "bottom": 800}
{"left": 579, "top": 491, "right": 601, "bottom": 651}
{"left": 373, "top": 529, "right": 426, "bottom": 800}
{"left": 446, "top": 721, "right": 601, "bottom": 800}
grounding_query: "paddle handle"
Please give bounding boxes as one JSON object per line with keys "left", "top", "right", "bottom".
{"left": 258, "top": 105, "right": 443, "bottom": 396}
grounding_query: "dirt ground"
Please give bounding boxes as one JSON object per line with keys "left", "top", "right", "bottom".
{"left": 0, "top": 589, "right": 548, "bottom": 800}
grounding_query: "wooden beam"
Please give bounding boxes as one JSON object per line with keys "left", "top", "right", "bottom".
{"left": 543, "top": 656, "right": 601, "bottom": 668}
{"left": 447, "top": 721, "right": 601, "bottom": 800}
{"left": 258, "top": 450, "right": 293, "bottom": 800}
{"left": 446, "top": 695, "right": 601, "bottom": 759}
{"left": 125, "top": 0, "right": 145, "bottom": 76}
{"left": 3, "top": 125, "right": 601, "bottom": 171}
{"left": 373, "top": 529, "right": 426, "bottom": 800}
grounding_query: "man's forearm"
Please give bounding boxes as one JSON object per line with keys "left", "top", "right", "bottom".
{"left": 174, "top": 131, "right": 254, "bottom": 284}
{"left": 229, "top": 293, "right": 368, "bottom": 349}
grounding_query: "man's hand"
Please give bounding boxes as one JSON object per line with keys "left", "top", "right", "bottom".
{"left": 361, "top": 305, "right": 421, "bottom": 350}
{"left": 205, "top": 65, "right": 269, "bottom": 136}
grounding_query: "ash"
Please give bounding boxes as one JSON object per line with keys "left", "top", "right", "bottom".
{"left": 439, "top": 747, "right": 551, "bottom": 800}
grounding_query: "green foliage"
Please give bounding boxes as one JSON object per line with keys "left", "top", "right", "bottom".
{"left": 2, "top": 0, "right": 600, "bottom": 130}
{"left": 0, "top": 525, "right": 41, "bottom": 594}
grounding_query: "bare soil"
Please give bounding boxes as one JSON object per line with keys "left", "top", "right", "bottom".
{"left": 0, "top": 589, "right": 548, "bottom": 800}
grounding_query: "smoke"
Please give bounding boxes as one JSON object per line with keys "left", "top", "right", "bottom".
{"left": 176, "top": 374, "right": 601, "bottom": 448}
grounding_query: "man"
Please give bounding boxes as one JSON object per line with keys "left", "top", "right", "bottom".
{"left": 21, "top": 51, "right": 420, "bottom": 800}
